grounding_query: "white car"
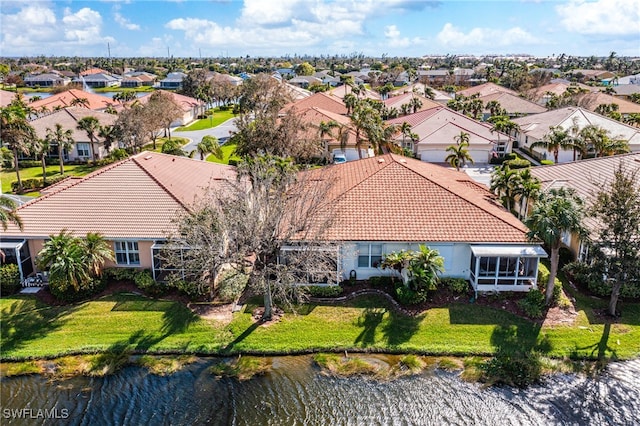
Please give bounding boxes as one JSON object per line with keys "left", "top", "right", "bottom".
{"left": 333, "top": 154, "right": 347, "bottom": 164}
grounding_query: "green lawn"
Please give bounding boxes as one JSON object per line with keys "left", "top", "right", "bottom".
{"left": 176, "top": 108, "right": 236, "bottom": 131}
{"left": 2, "top": 291, "right": 638, "bottom": 361}
{"left": 142, "top": 137, "right": 190, "bottom": 153}
{"left": 1, "top": 164, "right": 101, "bottom": 194}
{"left": 206, "top": 143, "right": 241, "bottom": 164}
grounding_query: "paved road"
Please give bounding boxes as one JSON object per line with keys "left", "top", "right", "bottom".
{"left": 174, "top": 117, "right": 238, "bottom": 156}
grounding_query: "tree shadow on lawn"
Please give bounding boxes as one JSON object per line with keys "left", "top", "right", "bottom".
{"left": 569, "top": 322, "right": 618, "bottom": 364}
{"left": 1, "top": 296, "right": 80, "bottom": 357}
{"left": 354, "top": 307, "right": 386, "bottom": 347}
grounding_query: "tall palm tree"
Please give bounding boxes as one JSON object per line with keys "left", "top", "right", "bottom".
{"left": 0, "top": 196, "right": 22, "bottom": 231}
{"left": 525, "top": 188, "right": 586, "bottom": 305}
{"left": 82, "top": 232, "right": 115, "bottom": 277}
{"left": 70, "top": 97, "right": 90, "bottom": 108}
{"left": 531, "top": 126, "right": 573, "bottom": 163}
{"left": 1, "top": 102, "right": 36, "bottom": 193}
{"left": 46, "top": 123, "right": 75, "bottom": 175}
{"left": 76, "top": 116, "right": 101, "bottom": 160}
{"left": 350, "top": 102, "right": 383, "bottom": 158}
{"left": 490, "top": 165, "right": 522, "bottom": 213}
{"left": 98, "top": 125, "right": 117, "bottom": 151}
{"left": 409, "top": 96, "right": 423, "bottom": 114}
{"left": 445, "top": 131, "right": 474, "bottom": 171}
{"left": 343, "top": 93, "right": 357, "bottom": 115}
{"left": 33, "top": 138, "right": 51, "bottom": 186}
{"left": 513, "top": 168, "right": 541, "bottom": 219}
{"left": 400, "top": 121, "right": 413, "bottom": 150}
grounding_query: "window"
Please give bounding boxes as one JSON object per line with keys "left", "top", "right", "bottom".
{"left": 77, "top": 143, "right": 90, "bottom": 157}
{"left": 578, "top": 241, "right": 590, "bottom": 263}
{"left": 114, "top": 241, "right": 140, "bottom": 265}
{"left": 357, "top": 244, "right": 382, "bottom": 268}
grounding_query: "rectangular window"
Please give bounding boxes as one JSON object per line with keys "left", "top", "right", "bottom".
{"left": 77, "top": 143, "right": 90, "bottom": 157}
{"left": 357, "top": 244, "right": 382, "bottom": 268}
{"left": 114, "top": 241, "right": 140, "bottom": 265}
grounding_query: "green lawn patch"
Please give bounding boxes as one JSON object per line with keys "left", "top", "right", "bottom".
{"left": 1, "top": 164, "right": 101, "bottom": 194}
{"left": 176, "top": 108, "right": 236, "bottom": 131}
{"left": 142, "top": 137, "right": 190, "bottom": 153}
{"left": 206, "top": 143, "right": 241, "bottom": 164}
{"left": 1, "top": 291, "right": 638, "bottom": 362}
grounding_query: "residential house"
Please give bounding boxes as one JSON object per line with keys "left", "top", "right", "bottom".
{"left": 121, "top": 72, "right": 157, "bottom": 88}
{"left": 159, "top": 72, "right": 187, "bottom": 90}
{"left": 134, "top": 90, "right": 205, "bottom": 126}
{"left": 387, "top": 106, "right": 512, "bottom": 162}
{"left": 288, "top": 75, "right": 323, "bottom": 89}
{"left": 28, "top": 107, "right": 118, "bottom": 161}
{"left": 390, "top": 83, "right": 453, "bottom": 104}
{"left": 0, "top": 89, "right": 17, "bottom": 107}
{"left": 327, "top": 84, "right": 381, "bottom": 101}
{"left": 24, "top": 73, "right": 71, "bottom": 88}
{"left": 476, "top": 92, "right": 547, "bottom": 118}
{"left": 3, "top": 152, "right": 546, "bottom": 295}
{"left": 566, "top": 69, "right": 616, "bottom": 84}
{"left": 612, "top": 84, "right": 640, "bottom": 101}
{"left": 615, "top": 73, "right": 640, "bottom": 85}
{"left": 513, "top": 107, "right": 640, "bottom": 163}
{"left": 303, "top": 154, "right": 546, "bottom": 293}
{"left": 383, "top": 93, "right": 441, "bottom": 115}
{"left": 527, "top": 82, "right": 597, "bottom": 106}
{"left": 576, "top": 92, "right": 640, "bottom": 116}
{"left": 456, "top": 82, "right": 518, "bottom": 98}
{"left": 280, "top": 92, "right": 348, "bottom": 116}
{"left": 529, "top": 153, "right": 640, "bottom": 261}
{"left": 312, "top": 70, "right": 341, "bottom": 87}
{"left": 77, "top": 72, "right": 121, "bottom": 88}
{"left": 27, "top": 89, "right": 117, "bottom": 113}
{"left": 418, "top": 68, "right": 473, "bottom": 85}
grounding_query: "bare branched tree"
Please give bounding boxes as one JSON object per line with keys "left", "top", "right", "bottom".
{"left": 161, "top": 154, "right": 339, "bottom": 320}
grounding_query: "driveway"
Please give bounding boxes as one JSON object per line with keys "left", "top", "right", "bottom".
{"left": 462, "top": 164, "right": 496, "bottom": 187}
{"left": 174, "top": 117, "right": 238, "bottom": 156}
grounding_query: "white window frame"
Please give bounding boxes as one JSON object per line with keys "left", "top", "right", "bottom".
{"left": 357, "top": 243, "right": 383, "bottom": 268}
{"left": 114, "top": 240, "right": 140, "bottom": 265}
{"left": 77, "top": 142, "right": 90, "bottom": 158}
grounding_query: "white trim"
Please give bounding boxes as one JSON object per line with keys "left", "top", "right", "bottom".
{"left": 470, "top": 245, "right": 547, "bottom": 257}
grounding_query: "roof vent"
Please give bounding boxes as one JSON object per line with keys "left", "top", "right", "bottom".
{"left": 144, "top": 155, "right": 152, "bottom": 160}
{"left": 378, "top": 158, "right": 385, "bottom": 163}
{"left": 399, "top": 159, "right": 407, "bottom": 163}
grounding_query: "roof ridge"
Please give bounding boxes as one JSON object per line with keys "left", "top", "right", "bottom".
{"left": 391, "top": 155, "right": 528, "bottom": 234}
{"left": 329, "top": 155, "right": 395, "bottom": 201}
{"left": 15, "top": 156, "right": 136, "bottom": 212}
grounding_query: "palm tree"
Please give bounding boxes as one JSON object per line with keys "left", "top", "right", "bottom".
{"left": 70, "top": 97, "right": 90, "bottom": 108}
{"left": 81, "top": 232, "right": 115, "bottom": 277}
{"left": 400, "top": 121, "right": 413, "bottom": 150}
{"left": 98, "top": 125, "right": 117, "bottom": 151}
{"left": 489, "top": 115, "right": 519, "bottom": 156}
{"left": 445, "top": 131, "right": 474, "bottom": 171}
{"left": 46, "top": 123, "right": 75, "bottom": 175}
{"left": 490, "top": 165, "right": 522, "bottom": 213}
{"left": 317, "top": 119, "right": 340, "bottom": 153}
{"left": 409, "top": 96, "right": 423, "bottom": 114}
{"left": 513, "top": 168, "right": 541, "bottom": 219}
{"left": 33, "top": 138, "right": 51, "bottom": 186}
{"left": 579, "top": 125, "right": 629, "bottom": 158}
{"left": 531, "top": 126, "right": 574, "bottom": 164}
{"left": 343, "top": 93, "right": 357, "bottom": 115}
{"left": 197, "top": 135, "right": 223, "bottom": 160}
{"left": 76, "top": 116, "right": 101, "bottom": 160}
{"left": 1, "top": 102, "right": 36, "bottom": 193}
{"left": 408, "top": 245, "right": 444, "bottom": 291}
{"left": 0, "top": 196, "right": 22, "bottom": 231}
{"left": 350, "top": 102, "right": 383, "bottom": 158}
{"left": 525, "top": 188, "right": 586, "bottom": 305}
{"left": 37, "top": 230, "right": 89, "bottom": 292}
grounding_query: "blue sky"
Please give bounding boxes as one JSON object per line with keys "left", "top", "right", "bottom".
{"left": 1, "top": 0, "right": 638, "bottom": 58}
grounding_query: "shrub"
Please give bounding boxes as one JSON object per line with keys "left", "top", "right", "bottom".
{"left": 482, "top": 350, "right": 542, "bottom": 387}
{"left": 133, "top": 269, "right": 166, "bottom": 296}
{"left": 0, "top": 264, "right": 21, "bottom": 296}
{"left": 103, "top": 267, "right": 137, "bottom": 282}
{"left": 169, "top": 279, "right": 207, "bottom": 300}
{"left": 395, "top": 285, "right": 428, "bottom": 305}
{"left": 49, "top": 276, "right": 107, "bottom": 302}
{"left": 442, "top": 278, "right": 469, "bottom": 294}
{"left": 518, "top": 288, "right": 546, "bottom": 319}
{"left": 368, "top": 276, "right": 394, "bottom": 287}
{"left": 217, "top": 270, "right": 249, "bottom": 302}
{"left": 504, "top": 158, "right": 531, "bottom": 169}
{"left": 306, "top": 285, "right": 343, "bottom": 298}
{"left": 540, "top": 159, "right": 554, "bottom": 165}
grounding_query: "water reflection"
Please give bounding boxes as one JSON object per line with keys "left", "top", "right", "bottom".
{"left": 2, "top": 356, "right": 639, "bottom": 425}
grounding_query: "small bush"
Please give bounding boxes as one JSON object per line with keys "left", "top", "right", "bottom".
{"left": 0, "top": 264, "right": 21, "bottom": 296}
{"left": 169, "top": 279, "right": 207, "bottom": 300}
{"left": 442, "top": 278, "right": 469, "bottom": 294}
{"left": 369, "top": 276, "right": 394, "bottom": 287}
{"left": 103, "top": 267, "right": 137, "bottom": 282}
{"left": 395, "top": 285, "right": 428, "bottom": 305}
{"left": 49, "top": 276, "right": 107, "bottom": 302}
{"left": 133, "top": 269, "right": 166, "bottom": 296}
{"left": 518, "top": 288, "right": 546, "bottom": 319}
{"left": 306, "top": 285, "right": 343, "bottom": 298}
{"left": 482, "top": 351, "right": 542, "bottom": 387}
{"left": 504, "top": 158, "right": 531, "bottom": 169}
{"left": 540, "top": 159, "right": 554, "bottom": 165}
{"left": 217, "top": 270, "right": 249, "bottom": 302}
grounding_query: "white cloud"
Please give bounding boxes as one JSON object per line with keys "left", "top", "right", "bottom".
{"left": 556, "top": 0, "right": 640, "bottom": 36}
{"left": 113, "top": 4, "right": 140, "bottom": 30}
{"left": 436, "top": 23, "right": 541, "bottom": 49}
{"left": 385, "top": 25, "right": 401, "bottom": 39}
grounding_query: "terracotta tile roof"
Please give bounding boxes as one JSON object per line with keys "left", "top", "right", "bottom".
{"left": 529, "top": 153, "right": 640, "bottom": 235}
{"left": 383, "top": 93, "right": 441, "bottom": 112}
{"left": 28, "top": 89, "right": 116, "bottom": 111}
{"left": 305, "top": 154, "right": 530, "bottom": 243}
{"left": 293, "top": 107, "right": 358, "bottom": 146}
{"left": 80, "top": 68, "right": 109, "bottom": 76}
{"left": 478, "top": 92, "right": 547, "bottom": 115}
{"left": 281, "top": 92, "right": 348, "bottom": 115}
{"left": 132, "top": 90, "right": 204, "bottom": 112}
{"left": 457, "top": 83, "right": 518, "bottom": 98}
{"left": 28, "top": 107, "right": 117, "bottom": 142}
{"left": 327, "top": 85, "right": 381, "bottom": 100}
{"left": 576, "top": 92, "right": 640, "bottom": 114}
{"left": 4, "top": 152, "right": 236, "bottom": 239}
{"left": 0, "top": 89, "right": 16, "bottom": 107}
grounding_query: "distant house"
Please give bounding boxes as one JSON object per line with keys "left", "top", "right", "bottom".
{"left": 456, "top": 82, "right": 517, "bottom": 98}
{"left": 121, "top": 72, "right": 157, "bottom": 88}
{"left": 27, "top": 89, "right": 116, "bottom": 113}
{"left": 280, "top": 92, "right": 348, "bottom": 116}
{"left": 77, "top": 72, "right": 121, "bottom": 88}
{"left": 288, "top": 75, "right": 323, "bottom": 89}
{"left": 418, "top": 68, "right": 473, "bottom": 85}
{"left": 28, "top": 107, "right": 118, "bottom": 162}
{"left": 24, "top": 73, "right": 71, "bottom": 88}
{"left": 529, "top": 153, "right": 640, "bottom": 261}
{"left": 134, "top": 90, "right": 205, "bottom": 126}
{"left": 387, "top": 106, "right": 511, "bottom": 163}
{"left": 0, "top": 89, "right": 17, "bottom": 107}
{"left": 476, "top": 92, "right": 547, "bottom": 119}
{"left": 159, "top": 72, "right": 187, "bottom": 90}
{"left": 512, "top": 107, "right": 640, "bottom": 163}
{"left": 612, "top": 84, "right": 640, "bottom": 101}
{"left": 383, "top": 93, "right": 441, "bottom": 115}
{"left": 566, "top": 69, "right": 616, "bottom": 84}
{"left": 576, "top": 92, "right": 640, "bottom": 116}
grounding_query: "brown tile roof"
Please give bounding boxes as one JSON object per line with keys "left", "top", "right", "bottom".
{"left": 529, "top": 153, "right": 640, "bottom": 235}
{"left": 457, "top": 83, "right": 518, "bottom": 98}
{"left": 478, "top": 92, "right": 547, "bottom": 115}
{"left": 132, "top": 90, "right": 204, "bottom": 112}
{"left": 281, "top": 92, "right": 348, "bottom": 115}
{"left": 306, "top": 154, "right": 530, "bottom": 243}
{"left": 383, "top": 93, "right": 441, "bottom": 112}
{"left": 28, "top": 107, "right": 117, "bottom": 142}
{"left": 28, "top": 89, "right": 116, "bottom": 111}
{"left": 79, "top": 68, "right": 109, "bottom": 76}
{"left": 327, "top": 85, "right": 381, "bottom": 100}
{"left": 294, "top": 107, "right": 358, "bottom": 146}
{"left": 576, "top": 92, "right": 640, "bottom": 114}
{"left": 0, "top": 89, "right": 17, "bottom": 107}
{"left": 4, "top": 152, "right": 236, "bottom": 239}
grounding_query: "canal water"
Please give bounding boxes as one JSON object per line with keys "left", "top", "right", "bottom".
{"left": 2, "top": 356, "right": 639, "bottom": 425}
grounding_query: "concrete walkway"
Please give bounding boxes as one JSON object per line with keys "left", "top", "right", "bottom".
{"left": 174, "top": 117, "right": 238, "bottom": 157}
